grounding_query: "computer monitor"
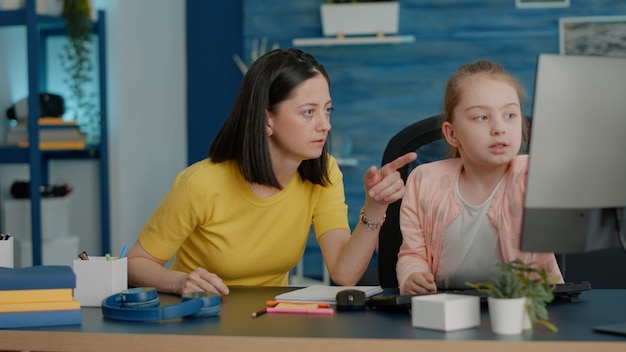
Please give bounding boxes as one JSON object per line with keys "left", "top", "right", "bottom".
{"left": 520, "top": 53, "right": 626, "bottom": 254}
{"left": 520, "top": 53, "right": 626, "bottom": 336}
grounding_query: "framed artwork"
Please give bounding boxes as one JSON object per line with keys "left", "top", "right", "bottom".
{"left": 515, "top": 0, "right": 569, "bottom": 9}
{"left": 559, "top": 16, "right": 626, "bottom": 57}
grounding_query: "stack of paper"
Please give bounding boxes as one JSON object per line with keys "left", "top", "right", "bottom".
{"left": 275, "top": 285, "right": 383, "bottom": 303}
{"left": 0, "top": 265, "right": 82, "bottom": 328}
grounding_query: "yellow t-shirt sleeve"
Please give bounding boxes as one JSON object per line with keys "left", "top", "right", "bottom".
{"left": 137, "top": 161, "right": 210, "bottom": 261}
{"left": 312, "top": 156, "right": 350, "bottom": 239}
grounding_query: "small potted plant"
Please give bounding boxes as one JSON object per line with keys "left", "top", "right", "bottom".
{"left": 320, "top": 0, "right": 400, "bottom": 38}
{"left": 510, "top": 259, "right": 558, "bottom": 332}
{"left": 467, "top": 259, "right": 558, "bottom": 334}
{"left": 59, "top": 0, "right": 100, "bottom": 143}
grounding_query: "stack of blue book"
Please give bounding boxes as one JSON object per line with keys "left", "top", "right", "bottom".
{"left": 0, "top": 265, "right": 81, "bottom": 328}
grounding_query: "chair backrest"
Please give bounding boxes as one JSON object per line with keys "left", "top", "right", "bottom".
{"left": 377, "top": 115, "right": 447, "bottom": 288}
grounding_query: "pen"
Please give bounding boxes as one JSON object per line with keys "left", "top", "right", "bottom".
{"left": 251, "top": 308, "right": 267, "bottom": 318}
{"left": 119, "top": 245, "right": 129, "bottom": 259}
{"left": 105, "top": 253, "right": 111, "bottom": 261}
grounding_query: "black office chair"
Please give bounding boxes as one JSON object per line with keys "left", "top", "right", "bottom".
{"left": 377, "top": 115, "right": 448, "bottom": 288}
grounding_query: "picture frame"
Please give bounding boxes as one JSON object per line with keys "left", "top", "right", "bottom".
{"left": 515, "top": 0, "right": 569, "bottom": 9}
{"left": 559, "top": 16, "right": 626, "bottom": 57}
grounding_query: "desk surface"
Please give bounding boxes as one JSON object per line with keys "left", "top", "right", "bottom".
{"left": 1, "top": 287, "right": 625, "bottom": 352}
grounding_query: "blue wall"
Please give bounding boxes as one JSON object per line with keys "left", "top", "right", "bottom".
{"left": 186, "top": 0, "right": 242, "bottom": 165}
{"left": 189, "top": 0, "right": 626, "bottom": 280}
{"left": 242, "top": 0, "right": 625, "bottom": 231}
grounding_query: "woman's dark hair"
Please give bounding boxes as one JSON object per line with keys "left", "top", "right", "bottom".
{"left": 209, "top": 48, "right": 332, "bottom": 188}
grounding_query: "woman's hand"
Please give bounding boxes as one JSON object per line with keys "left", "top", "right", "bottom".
{"left": 127, "top": 241, "right": 230, "bottom": 296}
{"left": 177, "top": 267, "right": 230, "bottom": 296}
{"left": 363, "top": 152, "right": 417, "bottom": 205}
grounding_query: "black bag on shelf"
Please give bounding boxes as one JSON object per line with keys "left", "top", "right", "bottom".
{"left": 10, "top": 181, "right": 72, "bottom": 199}
{"left": 6, "top": 93, "right": 65, "bottom": 120}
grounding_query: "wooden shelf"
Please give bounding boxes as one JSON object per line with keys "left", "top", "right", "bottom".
{"left": 336, "top": 157, "right": 359, "bottom": 167}
{"left": 0, "top": 145, "right": 102, "bottom": 163}
{"left": 292, "top": 35, "right": 415, "bottom": 47}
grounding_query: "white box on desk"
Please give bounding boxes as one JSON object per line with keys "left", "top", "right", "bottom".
{"left": 2, "top": 197, "right": 70, "bottom": 240}
{"left": 14, "top": 235, "right": 79, "bottom": 267}
{"left": 412, "top": 293, "right": 480, "bottom": 331}
{"left": 0, "top": 236, "right": 14, "bottom": 268}
{"left": 73, "top": 256, "right": 127, "bottom": 307}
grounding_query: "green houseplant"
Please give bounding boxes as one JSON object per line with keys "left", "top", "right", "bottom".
{"left": 59, "top": 0, "right": 100, "bottom": 143}
{"left": 467, "top": 259, "right": 558, "bottom": 333}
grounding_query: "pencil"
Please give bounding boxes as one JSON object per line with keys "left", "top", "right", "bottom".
{"left": 251, "top": 308, "right": 267, "bottom": 318}
{"left": 266, "top": 307, "right": 334, "bottom": 315}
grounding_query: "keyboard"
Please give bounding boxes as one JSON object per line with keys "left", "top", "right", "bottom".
{"left": 439, "top": 280, "right": 591, "bottom": 303}
{"left": 366, "top": 281, "right": 591, "bottom": 312}
{"left": 552, "top": 280, "right": 592, "bottom": 302}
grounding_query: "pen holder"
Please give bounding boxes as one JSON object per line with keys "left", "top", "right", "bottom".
{"left": 73, "top": 256, "right": 128, "bottom": 307}
{"left": 0, "top": 236, "right": 14, "bottom": 268}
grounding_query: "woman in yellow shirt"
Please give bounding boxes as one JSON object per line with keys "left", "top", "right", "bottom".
{"left": 127, "top": 48, "right": 416, "bottom": 296}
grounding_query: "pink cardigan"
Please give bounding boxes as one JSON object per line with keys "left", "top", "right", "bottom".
{"left": 396, "top": 155, "right": 563, "bottom": 293}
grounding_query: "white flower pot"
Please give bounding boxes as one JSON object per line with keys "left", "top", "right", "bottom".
{"left": 522, "top": 299, "right": 533, "bottom": 330}
{"left": 320, "top": 2, "right": 399, "bottom": 37}
{"left": 1, "top": 0, "right": 66, "bottom": 15}
{"left": 36, "top": 0, "right": 65, "bottom": 16}
{"left": 0, "top": 0, "right": 23, "bottom": 10}
{"left": 488, "top": 296, "right": 526, "bottom": 335}
{"left": 523, "top": 301, "right": 532, "bottom": 330}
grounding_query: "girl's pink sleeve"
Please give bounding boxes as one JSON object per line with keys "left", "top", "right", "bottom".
{"left": 396, "top": 169, "right": 431, "bottom": 292}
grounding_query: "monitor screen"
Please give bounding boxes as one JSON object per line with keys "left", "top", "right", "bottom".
{"left": 520, "top": 54, "right": 626, "bottom": 253}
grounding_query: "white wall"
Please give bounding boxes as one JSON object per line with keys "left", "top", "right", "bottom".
{"left": 0, "top": 0, "right": 186, "bottom": 263}
{"left": 105, "top": 0, "right": 187, "bottom": 255}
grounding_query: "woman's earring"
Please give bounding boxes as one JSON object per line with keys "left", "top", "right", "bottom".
{"left": 266, "top": 128, "right": 272, "bottom": 136}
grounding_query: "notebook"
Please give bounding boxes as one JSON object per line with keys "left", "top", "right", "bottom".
{"left": 275, "top": 285, "right": 383, "bottom": 303}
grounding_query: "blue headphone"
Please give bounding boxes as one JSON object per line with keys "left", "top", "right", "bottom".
{"left": 101, "top": 287, "right": 221, "bottom": 321}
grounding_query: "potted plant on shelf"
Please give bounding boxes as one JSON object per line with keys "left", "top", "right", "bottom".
{"left": 320, "top": 0, "right": 399, "bottom": 38}
{"left": 59, "top": 0, "right": 100, "bottom": 144}
{"left": 467, "top": 259, "right": 558, "bottom": 335}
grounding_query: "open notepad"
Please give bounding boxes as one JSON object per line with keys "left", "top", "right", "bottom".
{"left": 275, "top": 285, "right": 383, "bottom": 303}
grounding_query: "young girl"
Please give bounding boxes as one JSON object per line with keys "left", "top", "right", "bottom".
{"left": 126, "top": 48, "right": 416, "bottom": 296}
{"left": 396, "top": 60, "right": 563, "bottom": 295}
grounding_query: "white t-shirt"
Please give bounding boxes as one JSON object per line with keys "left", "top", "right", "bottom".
{"left": 435, "top": 176, "right": 505, "bottom": 289}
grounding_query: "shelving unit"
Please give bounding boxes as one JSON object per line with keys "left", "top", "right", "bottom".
{"left": 0, "top": 1, "right": 109, "bottom": 265}
{"left": 292, "top": 35, "right": 415, "bottom": 47}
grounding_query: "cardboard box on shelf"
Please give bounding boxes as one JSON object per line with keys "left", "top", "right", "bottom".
{"left": 2, "top": 197, "right": 70, "bottom": 240}
{"left": 14, "top": 235, "right": 79, "bottom": 268}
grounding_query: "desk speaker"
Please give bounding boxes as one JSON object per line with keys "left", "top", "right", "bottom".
{"left": 101, "top": 287, "right": 221, "bottom": 322}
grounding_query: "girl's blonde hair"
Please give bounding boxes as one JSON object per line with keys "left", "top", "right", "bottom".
{"left": 441, "top": 60, "right": 530, "bottom": 158}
